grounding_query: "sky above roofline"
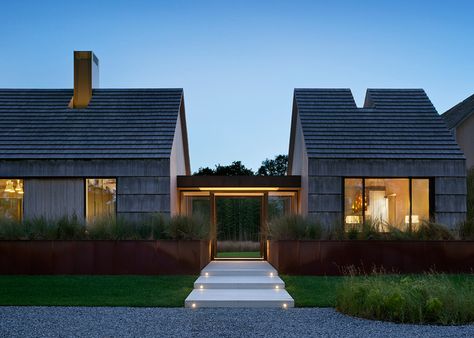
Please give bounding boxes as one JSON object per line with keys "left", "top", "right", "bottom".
{"left": 1, "top": 0, "right": 473, "bottom": 172}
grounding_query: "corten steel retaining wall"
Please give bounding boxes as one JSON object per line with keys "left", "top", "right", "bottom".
{"left": 268, "top": 240, "right": 474, "bottom": 275}
{"left": 0, "top": 240, "right": 211, "bottom": 275}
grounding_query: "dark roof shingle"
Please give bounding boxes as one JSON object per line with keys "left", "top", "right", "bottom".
{"left": 0, "top": 88, "right": 183, "bottom": 159}
{"left": 292, "top": 88, "right": 464, "bottom": 160}
{"left": 442, "top": 93, "right": 474, "bottom": 129}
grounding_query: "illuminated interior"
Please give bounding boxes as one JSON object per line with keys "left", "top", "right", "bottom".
{"left": 86, "top": 178, "right": 116, "bottom": 221}
{"left": 344, "top": 178, "right": 430, "bottom": 231}
{"left": 0, "top": 179, "right": 24, "bottom": 221}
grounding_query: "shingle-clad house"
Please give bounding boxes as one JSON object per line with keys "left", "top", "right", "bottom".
{"left": 0, "top": 51, "right": 190, "bottom": 222}
{"left": 288, "top": 88, "right": 466, "bottom": 229}
{"left": 442, "top": 94, "right": 474, "bottom": 169}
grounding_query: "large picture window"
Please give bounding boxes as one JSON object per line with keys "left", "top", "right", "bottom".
{"left": 86, "top": 179, "right": 116, "bottom": 221}
{"left": 0, "top": 179, "right": 24, "bottom": 221}
{"left": 344, "top": 178, "right": 431, "bottom": 231}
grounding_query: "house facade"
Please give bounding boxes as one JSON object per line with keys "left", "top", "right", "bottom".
{"left": 0, "top": 52, "right": 190, "bottom": 222}
{"left": 442, "top": 94, "right": 474, "bottom": 169}
{"left": 0, "top": 52, "right": 467, "bottom": 237}
{"left": 288, "top": 89, "right": 466, "bottom": 230}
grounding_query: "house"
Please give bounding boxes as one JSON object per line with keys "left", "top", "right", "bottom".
{"left": 0, "top": 51, "right": 467, "bottom": 258}
{"left": 288, "top": 88, "right": 466, "bottom": 230}
{"left": 442, "top": 93, "right": 474, "bottom": 169}
{"left": 0, "top": 51, "right": 190, "bottom": 222}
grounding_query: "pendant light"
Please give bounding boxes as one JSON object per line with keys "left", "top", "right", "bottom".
{"left": 4, "top": 180, "right": 15, "bottom": 193}
{"left": 15, "top": 180, "right": 24, "bottom": 194}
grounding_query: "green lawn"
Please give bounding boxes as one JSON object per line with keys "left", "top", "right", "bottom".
{"left": 0, "top": 275, "right": 196, "bottom": 307}
{"left": 216, "top": 251, "right": 261, "bottom": 258}
{"left": 282, "top": 275, "right": 344, "bottom": 307}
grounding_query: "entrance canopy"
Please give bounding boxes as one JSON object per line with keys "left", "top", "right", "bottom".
{"left": 177, "top": 176, "right": 301, "bottom": 259}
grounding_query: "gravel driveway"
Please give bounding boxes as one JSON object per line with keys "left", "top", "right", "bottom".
{"left": 0, "top": 307, "right": 473, "bottom": 338}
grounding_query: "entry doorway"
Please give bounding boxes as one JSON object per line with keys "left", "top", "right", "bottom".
{"left": 215, "top": 196, "right": 263, "bottom": 259}
{"left": 179, "top": 188, "right": 299, "bottom": 260}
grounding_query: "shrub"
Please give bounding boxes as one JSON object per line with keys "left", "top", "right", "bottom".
{"left": 268, "top": 215, "right": 323, "bottom": 240}
{"left": 459, "top": 218, "right": 474, "bottom": 240}
{"left": 336, "top": 273, "right": 474, "bottom": 325}
{"left": 0, "top": 217, "right": 25, "bottom": 240}
{"left": 165, "top": 215, "right": 209, "bottom": 240}
{"left": 55, "top": 215, "right": 86, "bottom": 240}
{"left": 414, "top": 221, "right": 455, "bottom": 240}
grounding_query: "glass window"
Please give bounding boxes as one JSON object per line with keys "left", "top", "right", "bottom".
{"left": 181, "top": 192, "right": 211, "bottom": 224}
{"left": 0, "top": 179, "right": 24, "bottom": 221}
{"left": 86, "top": 179, "right": 116, "bottom": 221}
{"left": 411, "top": 179, "right": 430, "bottom": 228}
{"left": 268, "top": 192, "right": 296, "bottom": 221}
{"left": 365, "top": 179, "right": 410, "bottom": 230}
{"left": 344, "top": 178, "right": 430, "bottom": 232}
{"left": 344, "top": 179, "right": 363, "bottom": 229}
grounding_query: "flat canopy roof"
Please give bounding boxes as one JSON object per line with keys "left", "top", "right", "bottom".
{"left": 177, "top": 175, "right": 301, "bottom": 189}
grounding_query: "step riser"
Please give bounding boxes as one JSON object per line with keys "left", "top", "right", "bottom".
{"left": 194, "top": 283, "right": 285, "bottom": 289}
{"left": 201, "top": 271, "right": 276, "bottom": 277}
{"left": 185, "top": 301, "right": 294, "bottom": 308}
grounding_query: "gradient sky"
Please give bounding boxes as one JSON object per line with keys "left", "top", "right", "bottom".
{"left": 1, "top": 0, "right": 473, "bottom": 172}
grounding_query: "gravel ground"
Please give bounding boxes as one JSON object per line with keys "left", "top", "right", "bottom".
{"left": 0, "top": 307, "right": 473, "bottom": 338}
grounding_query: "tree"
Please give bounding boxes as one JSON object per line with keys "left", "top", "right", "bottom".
{"left": 256, "top": 154, "right": 288, "bottom": 176}
{"left": 194, "top": 161, "right": 254, "bottom": 176}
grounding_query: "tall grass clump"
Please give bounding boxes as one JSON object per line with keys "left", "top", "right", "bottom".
{"left": 0, "top": 217, "right": 26, "bottom": 240}
{"left": 336, "top": 273, "right": 474, "bottom": 325}
{"left": 165, "top": 215, "right": 209, "bottom": 240}
{"left": 268, "top": 215, "right": 323, "bottom": 240}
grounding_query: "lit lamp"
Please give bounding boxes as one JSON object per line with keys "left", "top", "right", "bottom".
{"left": 4, "top": 180, "right": 15, "bottom": 193}
{"left": 405, "top": 215, "right": 420, "bottom": 225}
{"left": 15, "top": 180, "right": 24, "bottom": 194}
{"left": 345, "top": 215, "right": 361, "bottom": 224}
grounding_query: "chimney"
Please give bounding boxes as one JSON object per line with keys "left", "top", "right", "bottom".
{"left": 69, "top": 51, "right": 99, "bottom": 108}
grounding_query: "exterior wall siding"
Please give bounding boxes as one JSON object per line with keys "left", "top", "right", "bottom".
{"left": 0, "top": 159, "right": 172, "bottom": 221}
{"left": 455, "top": 114, "right": 474, "bottom": 169}
{"left": 24, "top": 179, "right": 84, "bottom": 220}
{"left": 169, "top": 110, "right": 188, "bottom": 215}
{"left": 305, "top": 158, "right": 467, "bottom": 229}
{"left": 289, "top": 115, "right": 308, "bottom": 214}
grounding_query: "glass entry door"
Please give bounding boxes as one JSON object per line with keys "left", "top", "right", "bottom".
{"left": 215, "top": 196, "right": 262, "bottom": 259}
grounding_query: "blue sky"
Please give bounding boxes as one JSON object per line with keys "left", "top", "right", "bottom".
{"left": 1, "top": 1, "right": 473, "bottom": 172}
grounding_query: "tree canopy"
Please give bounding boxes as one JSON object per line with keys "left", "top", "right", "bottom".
{"left": 193, "top": 155, "right": 288, "bottom": 176}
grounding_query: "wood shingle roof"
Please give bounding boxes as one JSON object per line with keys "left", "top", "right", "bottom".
{"left": 291, "top": 88, "right": 464, "bottom": 160}
{"left": 0, "top": 88, "right": 184, "bottom": 159}
{"left": 442, "top": 93, "right": 474, "bottom": 129}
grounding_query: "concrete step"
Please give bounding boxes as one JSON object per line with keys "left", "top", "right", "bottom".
{"left": 195, "top": 275, "right": 285, "bottom": 289}
{"left": 201, "top": 261, "right": 277, "bottom": 277}
{"left": 185, "top": 289, "right": 294, "bottom": 308}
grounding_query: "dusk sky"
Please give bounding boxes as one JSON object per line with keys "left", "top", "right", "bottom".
{"left": 1, "top": 0, "right": 473, "bottom": 172}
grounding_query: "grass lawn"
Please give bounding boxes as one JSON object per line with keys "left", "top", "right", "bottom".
{"left": 282, "top": 275, "right": 344, "bottom": 307}
{"left": 282, "top": 274, "right": 474, "bottom": 308}
{"left": 216, "top": 251, "right": 261, "bottom": 258}
{"left": 0, "top": 275, "right": 196, "bottom": 307}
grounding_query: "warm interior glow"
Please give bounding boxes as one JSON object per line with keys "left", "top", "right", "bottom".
{"left": 283, "top": 303, "right": 288, "bottom": 309}
{"left": 198, "top": 187, "right": 279, "bottom": 191}
{"left": 345, "top": 215, "right": 361, "bottom": 224}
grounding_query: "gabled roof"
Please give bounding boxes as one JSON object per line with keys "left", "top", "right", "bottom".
{"left": 288, "top": 88, "right": 464, "bottom": 169}
{"left": 442, "top": 93, "right": 474, "bottom": 129}
{"left": 0, "top": 89, "right": 190, "bottom": 171}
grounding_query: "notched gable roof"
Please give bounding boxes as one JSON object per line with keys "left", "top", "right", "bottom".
{"left": 442, "top": 93, "right": 474, "bottom": 130}
{"left": 0, "top": 88, "right": 186, "bottom": 160}
{"left": 289, "top": 88, "right": 464, "bottom": 163}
